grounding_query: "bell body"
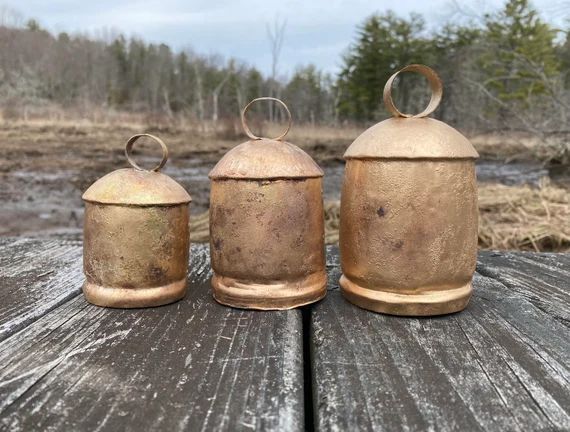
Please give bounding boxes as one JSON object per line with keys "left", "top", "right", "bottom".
{"left": 340, "top": 159, "right": 477, "bottom": 315}
{"left": 210, "top": 178, "right": 325, "bottom": 309}
{"left": 209, "top": 138, "right": 326, "bottom": 310}
{"left": 339, "top": 117, "right": 479, "bottom": 316}
{"left": 82, "top": 168, "right": 191, "bottom": 308}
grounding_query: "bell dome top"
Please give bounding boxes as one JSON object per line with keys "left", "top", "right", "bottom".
{"left": 344, "top": 64, "right": 479, "bottom": 160}
{"left": 82, "top": 134, "right": 191, "bottom": 206}
{"left": 209, "top": 97, "right": 323, "bottom": 180}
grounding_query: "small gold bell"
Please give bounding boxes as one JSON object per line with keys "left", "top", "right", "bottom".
{"left": 82, "top": 134, "right": 192, "bottom": 308}
{"left": 209, "top": 97, "right": 327, "bottom": 310}
{"left": 340, "top": 65, "right": 479, "bottom": 316}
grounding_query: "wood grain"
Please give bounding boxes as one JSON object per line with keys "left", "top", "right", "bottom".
{"left": 0, "top": 242, "right": 304, "bottom": 431}
{"left": 477, "top": 251, "right": 570, "bottom": 322}
{"left": 2, "top": 237, "right": 568, "bottom": 431}
{"left": 311, "top": 247, "right": 570, "bottom": 431}
{"left": 0, "top": 237, "right": 83, "bottom": 341}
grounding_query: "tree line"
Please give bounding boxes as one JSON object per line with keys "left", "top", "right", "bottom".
{"left": 337, "top": 0, "right": 569, "bottom": 135}
{"left": 0, "top": 0, "right": 569, "bottom": 137}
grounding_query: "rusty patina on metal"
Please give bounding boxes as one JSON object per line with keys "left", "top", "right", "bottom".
{"left": 340, "top": 64, "right": 479, "bottom": 316}
{"left": 209, "top": 97, "right": 327, "bottom": 310}
{"left": 82, "top": 134, "right": 191, "bottom": 308}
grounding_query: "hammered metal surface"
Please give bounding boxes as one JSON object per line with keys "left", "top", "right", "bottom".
{"left": 82, "top": 168, "right": 191, "bottom": 206}
{"left": 339, "top": 64, "right": 479, "bottom": 316}
{"left": 209, "top": 138, "right": 324, "bottom": 180}
{"left": 82, "top": 134, "right": 191, "bottom": 308}
{"left": 339, "top": 159, "right": 478, "bottom": 316}
{"left": 344, "top": 118, "right": 479, "bottom": 160}
{"left": 83, "top": 203, "right": 190, "bottom": 308}
{"left": 209, "top": 178, "right": 326, "bottom": 309}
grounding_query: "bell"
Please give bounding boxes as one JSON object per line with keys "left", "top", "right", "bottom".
{"left": 339, "top": 64, "right": 479, "bottom": 316}
{"left": 209, "top": 97, "right": 327, "bottom": 310}
{"left": 82, "top": 134, "right": 192, "bottom": 308}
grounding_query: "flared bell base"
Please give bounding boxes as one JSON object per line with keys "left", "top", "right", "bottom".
{"left": 339, "top": 274, "right": 472, "bottom": 316}
{"left": 211, "top": 272, "right": 327, "bottom": 310}
{"left": 83, "top": 278, "right": 187, "bottom": 308}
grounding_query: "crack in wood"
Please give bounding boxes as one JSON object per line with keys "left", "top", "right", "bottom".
{"left": 311, "top": 247, "right": 570, "bottom": 431}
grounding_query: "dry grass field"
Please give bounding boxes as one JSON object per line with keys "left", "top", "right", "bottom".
{"left": 1, "top": 118, "right": 568, "bottom": 251}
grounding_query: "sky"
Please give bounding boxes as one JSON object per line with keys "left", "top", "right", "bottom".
{"left": 1, "top": 0, "right": 568, "bottom": 77}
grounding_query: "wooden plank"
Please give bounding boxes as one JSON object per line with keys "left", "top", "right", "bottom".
{"left": 477, "top": 251, "right": 570, "bottom": 322}
{"left": 0, "top": 237, "right": 83, "bottom": 341}
{"left": 311, "top": 247, "right": 570, "bottom": 431}
{"left": 0, "top": 242, "right": 304, "bottom": 431}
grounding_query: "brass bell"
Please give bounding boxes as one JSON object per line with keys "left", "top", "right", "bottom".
{"left": 209, "top": 97, "right": 327, "bottom": 310}
{"left": 339, "top": 64, "right": 479, "bottom": 316}
{"left": 82, "top": 134, "right": 192, "bottom": 308}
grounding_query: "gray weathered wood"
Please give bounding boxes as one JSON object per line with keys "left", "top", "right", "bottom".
{"left": 0, "top": 241, "right": 304, "bottom": 431}
{"left": 311, "top": 247, "right": 570, "bottom": 432}
{"left": 0, "top": 237, "right": 83, "bottom": 341}
{"left": 3, "top": 237, "right": 568, "bottom": 431}
{"left": 477, "top": 250, "right": 570, "bottom": 323}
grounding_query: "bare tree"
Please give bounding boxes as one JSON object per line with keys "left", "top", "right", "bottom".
{"left": 191, "top": 57, "right": 205, "bottom": 122}
{"left": 266, "top": 16, "right": 286, "bottom": 122}
{"left": 0, "top": 6, "right": 23, "bottom": 27}
{"left": 234, "top": 62, "right": 248, "bottom": 118}
{"left": 212, "top": 60, "right": 234, "bottom": 123}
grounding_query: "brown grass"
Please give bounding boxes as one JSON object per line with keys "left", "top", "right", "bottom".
{"left": 3, "top": 112, "right": 567, "bottom": 163}
{"left": 470, "top": 132, "right": 537, "bottom": 161}
{"left": 470, "top": 131, "right": 570, "bottom": 164}
{"left": 189, "top": 180, "right": 570, "bottom": 252}
{"left": 477, "top": 179, "right": 569, "bottom": 252}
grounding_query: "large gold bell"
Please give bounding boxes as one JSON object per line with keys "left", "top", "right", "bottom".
{"left": 339, "top": 65, "right": 479, "bottom": 316}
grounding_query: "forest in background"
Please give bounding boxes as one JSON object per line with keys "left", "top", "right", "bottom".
{"left": 0, "top": 0, "right": 569, "bottom": 162}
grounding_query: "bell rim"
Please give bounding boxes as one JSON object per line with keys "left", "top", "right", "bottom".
{"left": 339, "top": 274, "right": 472, "bottom": 316}
{"left": 211, "top": 271, "right": 327, "bottom": 310}
{"left": 82, "top": 278, "right": 187, "bottom": 308}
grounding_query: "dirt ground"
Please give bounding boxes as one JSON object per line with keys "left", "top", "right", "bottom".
{"left": 1, "top": 121, "right": 568, "bottom": 247}
{"left": 0, "top": 121, "right": 348, "bottom": 238}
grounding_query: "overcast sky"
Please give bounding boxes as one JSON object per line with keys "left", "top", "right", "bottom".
{"left": 1, "top": 0, "right": 568, "bottom": 77}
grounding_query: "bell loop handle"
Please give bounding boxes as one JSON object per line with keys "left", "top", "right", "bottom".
{"left": 125, "top": 134, "right": 169, "bottom": 172}
{"left": 383, "top": 64, "right": 443, "bottom": 119}
{"left": 241, "top": 97, "right": 292, "bottom": 141}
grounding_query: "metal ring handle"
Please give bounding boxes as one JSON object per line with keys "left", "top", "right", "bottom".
{"left": 125, "top": 134, "right": 169, "bottom": 172}
{"left": 241, "top": 97, "right": 292, "bottom": 141}
{"left": 383, "top": 64, "right": 443, "bottom": 118}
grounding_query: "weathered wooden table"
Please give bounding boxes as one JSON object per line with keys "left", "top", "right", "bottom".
{"left": 1, "top": 237, "right": 568, "bottom": 431}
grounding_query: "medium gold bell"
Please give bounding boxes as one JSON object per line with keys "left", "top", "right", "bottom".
{"left": 82, "top": 134, "right": 192, "bottom": 308}
{"left": 339, "top": 64, "right": 479, "bottom": 316}
{"left": 209, "top": 97, "right": 327, "bottom": 310}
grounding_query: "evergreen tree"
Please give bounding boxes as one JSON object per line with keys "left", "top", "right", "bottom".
{"left": 284, "top": 65, "right": 329, "bottom": 123}
{"left": 558, "top": 30, "right": 570, "bottom": 89}
{"left": 481, "top": 0, "right": 559, "bottom": 103}
{"left": 25, "top": 19, "right": 41, "bottom": 32}
{"left": 432, "top": 24, "right": 481, "bottom": 123}
{"left": 336, "top": 11, "right": 431, "bottom": 121}
{"left": 107, "top": 36, "right": 129, "bottom": 105}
